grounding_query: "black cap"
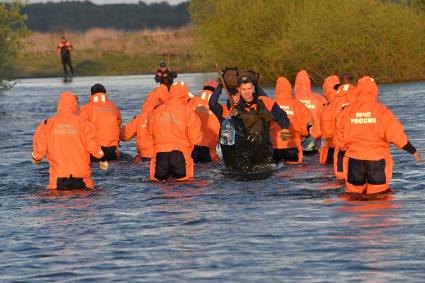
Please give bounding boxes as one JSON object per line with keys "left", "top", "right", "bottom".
{"left": 159, "top": 62, "right": 166, "bottom": 68}
{"left": 237, "top": 73, "right": 255, "bottom": 85}
{"left": 91, "top": 83, "right": 106, "bottom": 95}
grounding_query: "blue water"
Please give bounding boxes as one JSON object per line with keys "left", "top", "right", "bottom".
{"left": 1, "top": 74, "right": 424, "bottom": 282}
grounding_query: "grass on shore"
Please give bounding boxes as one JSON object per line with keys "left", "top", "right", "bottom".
{"left": 10, "top": 28, "right": 209, "bottom": 78}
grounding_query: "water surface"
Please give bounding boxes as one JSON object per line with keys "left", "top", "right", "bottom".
{"left": 1, "top": 74, "right": 424, "bottom": 282}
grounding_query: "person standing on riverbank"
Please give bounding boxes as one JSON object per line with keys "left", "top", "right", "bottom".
{"left": 335, "top": 76, "right": 421, "bottom": 194}
{"left": 80, "top": 83, "right": 122, "bottom": 161}
{"left": 57, "top": 36, "right": 74, "bottom": 82}
{"left": 32, "top": 91, "right": 106, "bottom": 190}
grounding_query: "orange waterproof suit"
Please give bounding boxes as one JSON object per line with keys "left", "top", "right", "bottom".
{"left": 147, "top": 82, "right": 202, "bottom": 181}
{"left": 335, "top": 77, "right": 410, "bottom": 194}
{"left": 271, "top": 77, "right": 313, "bottom": 164}
{"left": 80, "top": 92, "right": 121, "bottom": 159}
{"left": 294, "top": 70, "right": 327, "bottom": 140}
{"left": 189, "top": 82, "right": 221, "bottom": 162}
{"left": 32, "top": 92, "right": 104, "bottom": 189}
{"left": 319, "top": 75, "right": 340, "bottom": 164}
{"left": 121, "top": 84, "right": 170, "bottom": 159}
{"left": 322, "top": 83, "right": 358, "bottom": 177}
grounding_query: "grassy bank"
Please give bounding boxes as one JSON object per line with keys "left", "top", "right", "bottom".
{"left": 10, "top": 28, "right": 209, "bottom": 78}
{"left": 190, "top": 0, "right": 425, "bottom": 84}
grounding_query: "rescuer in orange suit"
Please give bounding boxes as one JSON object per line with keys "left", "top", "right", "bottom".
{"left": 189, "top": 80, "right": 221, "bottom": 163}
{"left": 32, "top": 92, "right": 106, "bottom": 190}
{"left": 319, "top": 75, "right": 340, "bottom": 164}
{"left": 271, "top": 77, "right": 313, "bottom": 164}
{"left": 120, "top": 83, "right": 170, "bottom": 162}
{"left": 335, "top": 76, "right": 421, "bottom": 194}
{"left": 322, "top": 73, "right": 358, "bottom": 180}
{"left": 147, "top": 82, "right": 202, "bottom": 181}
{"left": 294, "top": 70, "right": 327, "bottom": 154}
{"left": 79, "top": 83, "right": 122, "bottom": 161}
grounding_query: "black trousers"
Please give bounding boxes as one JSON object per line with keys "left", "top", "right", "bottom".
{"left": 91, "top": 146, "right": 118, "bottom": 162}
{"left": 57, "top": 176, "right": 86, "bottom": 190}
{"left": 192, "top": 145, "right": 212, "bottom": 163}
{"left": 336, "top": 150, "right": 345, "bottom": 174}
{"left": 347, "top": 158, "right": 387, "bottom": 186}
{"left": 273, "top": 148, "right": 299, "bottom": 163}
{"left": 61, "top": 56, "right": 74, "bottom": 76}
{"left": 154, "top": 150, "right": 186, "bottom": 180}
{"left": 325, "top": 147, "right": 335, "bottom": 164}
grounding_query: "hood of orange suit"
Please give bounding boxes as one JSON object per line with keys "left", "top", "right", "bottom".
{"left": 323, "top": 75, "right": 340, "bottom": 102}
{"left": 294, "top": 70, "right": 311, "bottom": 95}
{"left": 57, "top": 91, "right": 78, "bottom": 114}
{"left": 275, "top": 77, "right": 293, "bottom": 102}
{"left": 357, "top": 76, "right": 378, "bottom": 100}
{"left": 170, "top": 82, "right": 190, "bottom": 104}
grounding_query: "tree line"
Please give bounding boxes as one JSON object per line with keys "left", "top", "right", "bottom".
{"left": 21, "top": 1, "right": 190, "bottom": 32}
{"left": 189, "top": 0, "right": 425, "bottom": 84}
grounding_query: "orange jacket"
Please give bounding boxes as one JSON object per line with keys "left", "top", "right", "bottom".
{"left": 188, "top": 89, "right": 220, "bottom": 158}
{"left": 320, "top": 75, "right": 340, "bottom": 148}
{"left": 335, "top": 76, "right": 408, "bottom": 160}
{"left": 294, "top": 70, "right": 327, "bottom": 138}
{"left": 32, "top": 92, "right": 104, "bottom": 189}
{"left": 120, "top": 84, "right": 170, "bottom": 158}
{"left": 57, "top": 40, "right": 73, "bottom": 53}
{"left": 79, "top": 92, "right": 121, "bottom": 147}
{"left": 147, "top": 82, "right": 202, "bottom": 154}
{"left": 271, "top": 77, "right": 313, "bottom": 150}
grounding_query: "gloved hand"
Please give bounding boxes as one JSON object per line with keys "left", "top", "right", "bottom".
{"left": 414, "top": 151, "right": 422, "bottom": 164}
{"left": 32, "top": 158, "right": 41, "bottom": 165}
{"left": 99, "top": 161, "right": 109, "bottom": 170}
{"left": 280, "top": 129, "right": 292, "bottom": 141}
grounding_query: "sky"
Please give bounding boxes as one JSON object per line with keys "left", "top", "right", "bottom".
{"left": 27, "top": 0, "right": 187, "bottom": 4}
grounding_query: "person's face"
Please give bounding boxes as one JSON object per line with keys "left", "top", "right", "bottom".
{"left": 232, "top": 91, "right": 241, "bottom": 104}
{"left": 239, "top": 82, "right": 254, "bottom": 102}
{"left": 160, "top": 67, "right": 167, "bottom": 72}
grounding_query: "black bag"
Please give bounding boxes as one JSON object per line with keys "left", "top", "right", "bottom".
{"left": 57, "top": 176, "right": 86, "bottom": 190}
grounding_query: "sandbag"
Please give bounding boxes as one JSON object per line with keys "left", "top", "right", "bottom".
{"left": 222, "top": 67, "right": 260, "bottom": 90}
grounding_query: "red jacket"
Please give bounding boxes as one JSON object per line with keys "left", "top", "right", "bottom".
{"left": 79, "top": 92, "right": 121, "bottom": 147}
{"left": 335, "top": 76, "right": 408, "bottom": 160}
{"left": 32, "top": 92, "right": 104, "bottom": 189}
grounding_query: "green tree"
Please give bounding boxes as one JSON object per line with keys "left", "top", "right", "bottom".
{"left": 190, "top": 0, "right": 425, "bottom": 84}
{"left": 0, "top": 1, "right": 28, "bottom": 90}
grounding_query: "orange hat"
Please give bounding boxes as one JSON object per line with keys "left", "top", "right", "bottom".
{"left": 203, "top": 80, "right": 218, "bottom": 91}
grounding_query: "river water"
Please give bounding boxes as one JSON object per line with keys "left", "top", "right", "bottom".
{"left": 1, "top": 74, "right": 424, "bottom": 282}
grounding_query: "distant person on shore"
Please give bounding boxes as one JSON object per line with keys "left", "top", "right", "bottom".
{"left": 57, "top": 36, "right": 74, "bottom": 81}
{"left": 154, "top": 62, "right": 177, "bottom": 89}
{"left": 32, "top": 92, "right": 106, "bottom": 190}
{"left": 147, "top": 82, "right": 202, "bottom": 181}
{"left": 80, "top": 83, "right": 122, "bottom": 161}
{"left": 335, "top": 76, "right": 421, "bottom": 195}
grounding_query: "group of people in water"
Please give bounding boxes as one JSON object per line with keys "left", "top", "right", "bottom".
{"left": 32, "top": 62, "right": 422, "bottom": 195}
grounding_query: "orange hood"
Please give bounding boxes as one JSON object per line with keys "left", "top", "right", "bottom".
{"left": 57, "top": 91, "right": 77, "bottom": 114}
{"left": 275, "top": 77, "right": 293, "bottom": 102}
{"left": 322, "top": 75, "right": 340, "bottom": 102}
{"left": 357, "top": 76, "right": 378, "bottom": 100}
{"left": 90, "top": 92, "right": 108, "bottom": 103}
{"left": 170, "top": 82, "right": 190, "bottom": 104}
{"left": 294, "top": 70, "right": 311, "bottom": 94}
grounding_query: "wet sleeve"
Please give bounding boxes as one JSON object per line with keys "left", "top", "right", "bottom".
{"left": 120, "top": 116, "right": 138, "bottom": 141}
{"left": 186, "top": 109, "right": 203, "bottom": 146}
{"left": 154, "top": 70, "right": 162, "bottom": 83}
{"left": 382, "top": 106, "right": 408, "bottom": 148}
{"left": 146, "top": 111, "right": 155, "bottom": 142}
{"left": 208, "top": 85, "right": 225, "bottom": 122}
{"left": 402, "top": 141, "right": 416, "bottom": 154}
{"left": 170, "top": 70, "right": 177, "bottom": 79}
{"left": 265, "top": 98, "right": 289, "bottom": 129}
{"left": 32, "top": 121, "right": 48, "bottom": 161}
{"left": 256, "top": 85, "right": 269, "bottom": 97}
{"left": 81, "top": 120, "right": 104, "bottom": 159}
